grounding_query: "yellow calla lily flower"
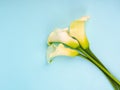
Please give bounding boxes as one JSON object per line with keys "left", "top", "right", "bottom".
{"left": 48, "top": 28, "right": 79, "bottom": 48}
{"left": 47, "top": 44, "right": 79, "bottom": 63}
{"left": 70, "top": 16, "right": 90, "bottom": 49}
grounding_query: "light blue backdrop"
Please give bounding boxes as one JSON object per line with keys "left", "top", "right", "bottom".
{"left": 0, "top": 0, "right": 120, "bottom": 90}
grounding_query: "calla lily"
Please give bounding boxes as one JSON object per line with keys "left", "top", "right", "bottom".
{"left": 70, "top": 16, "right": 90, "bottom": 49}
{"left": 47, "top": 44, "right": 79, "bottom": 63}
{"left": 46, "top": 16, "right": 120, "bottom": 89}
{"left": 48, "top": 28, "right": 79, "bottom": 48}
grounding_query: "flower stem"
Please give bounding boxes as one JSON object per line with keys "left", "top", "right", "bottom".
{"left": 77, "top": 52, "right": 120, "bottom": 89}
{"left": 78, "top": 47, "right": 120, "bottom": 86}
{"left": 85, "top": 48, "right": 120, "bottom": 90}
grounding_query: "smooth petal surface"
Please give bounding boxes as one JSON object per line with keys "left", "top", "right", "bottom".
{"left": 47, "top": 44, "right": 79, "bottom": 63}
{"left": 70, "top": 16, "right": 90, "bottom": 49}
{"left": 48, "top": 28, "right": 79, "bottom": 48}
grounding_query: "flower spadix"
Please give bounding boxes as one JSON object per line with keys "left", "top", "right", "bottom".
{"left": 48, "top": 28, "right": 79, "bottom": 48}
{"left": 70, "top": 16, "right": 90, "bottom": 49}
{"left": 47, "top": 44, "right": 79, "bottom": 63}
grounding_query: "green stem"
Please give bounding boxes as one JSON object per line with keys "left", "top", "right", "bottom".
{"left": 85, "top": 48, "right": 108, "bottom": 69}
{"left": 85, "top": 48, "right": 120, "bottom": 89}
{"left": 78, "top": 47, "right": 120, "bottom": 86}
{"left": 77, "top": 53, "right": 120, "bottom": 90}
{"left": 78, "top": 54, "right": 89, "bottom": 60}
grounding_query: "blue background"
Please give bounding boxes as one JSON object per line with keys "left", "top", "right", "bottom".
{"left": 0, "top": 0, "right": 120, "bottom": 90}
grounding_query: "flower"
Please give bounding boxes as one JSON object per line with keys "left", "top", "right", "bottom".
{"left": 47, "top": 44, "right": 79, "bottom": 63}
{"left": 48, "top": 28, "right": 79, "bottom": 48}
{"left": 70, "top": 16, "right": 90, "bottom": 49}
{"left": 46, "top": 16, "right": 120, "bottom": 89}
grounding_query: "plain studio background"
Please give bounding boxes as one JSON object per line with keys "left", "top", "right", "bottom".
{"left": 0, "top": 0, "right": 120, "bottom": 90}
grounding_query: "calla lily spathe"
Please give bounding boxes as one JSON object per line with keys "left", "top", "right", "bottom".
{"left": 48, "top": 28, "right": 79, "bottom": 48}
{"left": 70, "top": 16, "right": 90, "bottom": 49}
{"left": 47, "top": 44, "right": 79, "bottom": 63}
